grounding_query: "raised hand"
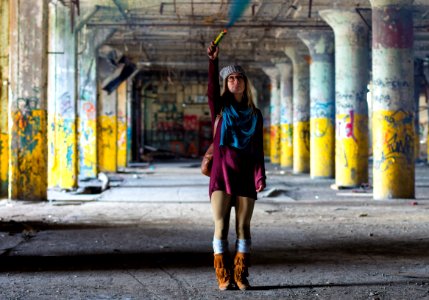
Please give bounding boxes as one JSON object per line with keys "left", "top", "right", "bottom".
{"left": 207, "top": 42, "right": 219, "bottom": 60}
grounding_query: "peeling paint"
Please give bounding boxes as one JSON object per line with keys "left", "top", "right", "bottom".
{"left": 371, "top": 1, "right": 414, "bottom": 199}
{"left": 373, "top": 109, "right": 415, "bottom": 199}
{"left": 10, "top": 110, "right": 48, "bottom": 200}
{"left": 9, "top": 0, "right": 48, "bottom": 200}
{"left": 373, "top": 6, "right": 413, "bottom": 49}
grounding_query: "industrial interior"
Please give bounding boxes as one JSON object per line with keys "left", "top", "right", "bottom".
{"left": 0, "top": 0, "right": 428, "bottom": 200}
{"left": 1, "top": 0, "right": 429, "bottom": 298}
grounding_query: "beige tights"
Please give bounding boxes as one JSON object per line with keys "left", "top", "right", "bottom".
{"left": 211, "top": 191, "right": 255, "bottom": 240}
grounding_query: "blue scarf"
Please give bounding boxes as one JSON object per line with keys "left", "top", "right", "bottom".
{"left": 220, "top": 104, "right": 257, "bottom": 149}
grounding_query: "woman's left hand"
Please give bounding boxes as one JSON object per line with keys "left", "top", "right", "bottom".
{"left": 256, "top": 184, "right": 265, "bottom": 193}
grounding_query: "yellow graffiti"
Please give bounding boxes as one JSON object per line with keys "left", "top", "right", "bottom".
{"left": 10, "top": 110, "right": 47, "bottom": 200}
{"left": 336, "top": 113, "right": 368, "bottom": 187}
{"left": 310, "top": 118, "right": 334, "bottom": 178}
{"left": 270, "top": 125, "right": 281, "bottom": 164}
{"left": 98, "top": 115, "right": 117, "bottom": 172}
{"left": 373, "top": 109, "right": 414, "bottom": 199}
{"left": 293, "top": 121, "right": 310, "bottom": 173}
{"left": 280, "top": 123, "right": 293, "bottom": 168}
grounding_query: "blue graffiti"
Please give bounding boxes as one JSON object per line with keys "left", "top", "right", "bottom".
{"left": 311, "top": 102, "right": 335, "bottom": 120}
{"left": 373, "top": 78, "right": 410, "bottom": 89}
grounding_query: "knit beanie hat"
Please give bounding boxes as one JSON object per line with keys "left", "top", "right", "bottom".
{"left": 219, "top": 65, "right": 246, "bottom": 80}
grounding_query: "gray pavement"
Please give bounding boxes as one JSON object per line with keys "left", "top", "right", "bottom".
{"left": 1, "top": 159, "right": 429, "bottom": 299}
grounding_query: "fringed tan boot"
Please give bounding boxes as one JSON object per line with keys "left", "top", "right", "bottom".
{"left": 234, "top": 252, "right": 251, "bottom": 290}
{"left": 213, "top": 253, "right": 233, "bottom": 290}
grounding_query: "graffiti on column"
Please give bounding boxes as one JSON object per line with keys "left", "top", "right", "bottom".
{"left": 311, "top": 101, "right": 334, "bottom": 137}
{"left": 299, "top": 124, "right": 310, "bottom": 152}
{"left": 59, "top": 92, "right": 72, "bottom": 116}
{"left": 82, "top": 102, "right": 96, "bottom": 120}
{"left": 337, "top": 110, "right": 357, "bottom": 142}
{"left": 374, "top": 109, "right": 414, "bottom": 172}
{"left": 12, "top": 87, "right": 47, "bottom": 197}
{"left": 336, "top": 91, "right": 367, "bottom": 108}
{"left": 118, "top": 107, "right": 127, "bottom": 150}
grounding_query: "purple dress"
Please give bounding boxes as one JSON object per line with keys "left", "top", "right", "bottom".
{"left": 207, "top": 58, "right": 266, "bottom": 200}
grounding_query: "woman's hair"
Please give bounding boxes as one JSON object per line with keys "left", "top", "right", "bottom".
{"left": 221, "top": 75, "right": 257, "bottom": 112}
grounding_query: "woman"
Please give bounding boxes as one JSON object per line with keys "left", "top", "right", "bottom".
{"left": 207, "top": 42, "right": 266, "bottom": 291}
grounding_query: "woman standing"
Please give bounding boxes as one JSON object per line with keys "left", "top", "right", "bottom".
{"left": 207, "top": 42, "right": 266, "bottom": 291}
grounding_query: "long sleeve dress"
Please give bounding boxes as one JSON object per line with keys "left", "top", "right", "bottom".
{"left": 207, "top": 58, "right": 266, "bottom": 200}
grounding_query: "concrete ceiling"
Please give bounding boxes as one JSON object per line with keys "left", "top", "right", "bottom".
{"left": 74, "top": 0, "right": 429, "bottom": 72}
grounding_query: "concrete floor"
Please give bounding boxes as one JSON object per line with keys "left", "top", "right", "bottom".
{"left": 1, "top": 160, "right": 429, "bottom": 299}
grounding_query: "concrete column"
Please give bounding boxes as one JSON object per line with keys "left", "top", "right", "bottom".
{"left": 0, "top": 0, "right": 9, "bottom": 197}
{"left": 298, "top": 31, "right": 335, "bottom": 178}
{"left": 98, "top": 88, "right": 118, "bottom": 172}
{"left": 285, "top": 45, "right": 310, "bottom": 174}
{"left": 77, "top": 28, "right": 114, "bottom": 179}
{"left": 370, "top": 0, "right": 415, "bottom": 199}
{"left": 277, "top": 63, "right": 293, "bottom": 168}
{"left": 117, "top": 81, "right": 128, "bottom": 169}
{"left": 48, "top": 2, "right": 77, "bottom": 190}
{"left": 97, "top": 57, "right": 118, "bottom": 173}
{"left": 263, "top": 67, "right": 281, "bottom": 165}
{"left": 9, "top": 0, "right": 49, "bottom": 200}
{"left": 320, "top": 9, "right": 370, "bottom": 188}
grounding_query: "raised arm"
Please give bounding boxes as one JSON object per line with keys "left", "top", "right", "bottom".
{"left": 207, "top": 43, "right": 221, "bottom": 124}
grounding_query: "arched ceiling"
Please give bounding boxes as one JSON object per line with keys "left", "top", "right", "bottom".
{"left": 72, "top": 0, "right": 429, "bottom": 72}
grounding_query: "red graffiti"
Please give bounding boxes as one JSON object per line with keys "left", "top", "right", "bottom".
{"left": 82, "top": 102, "right": 96, "bottom": 119}
{"left": 345, "top": 110, "right": 357, "bottom": 142}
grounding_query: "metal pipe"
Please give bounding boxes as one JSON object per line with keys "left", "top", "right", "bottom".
{"left": 86, "top": 22, "right": 330, "bottom": 29}
{"left": 355, "top": 8, "right": 371, "bottom": 31}
{"left": 74, "top": 5, "right": 118, "bottom": 33}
